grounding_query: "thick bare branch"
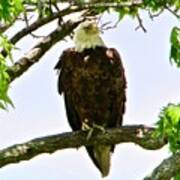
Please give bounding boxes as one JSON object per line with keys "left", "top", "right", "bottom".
{"left": 81, "top": 2, "right": 143, "bottom": 8}
{"left": 0, "top": 125, "right": 166, "bottom": 169}
{"left": 7, "top": 19, "right": 83, "bottom": 82}
{"left": 1, "top": 6, "right": 85, "bottom": 57}
{"left": 8, "top": 1, "right": 143, "bottom": 46}
{"left": 11, "top": 6, "right": 84, "bottom": 43}
{"left": 23, "top": 0, "right": 143, "bottom": 6}
{"left": 144, "top": 152, "right": 180, "bottom": 180}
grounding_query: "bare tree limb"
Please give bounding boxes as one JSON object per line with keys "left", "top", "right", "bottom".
{"left": 23, "top": 0, "right": 143, "bottom": 7}
{"left": 71, "top": 1, "right": 144, "bottom": 10}
{"left": 10, "top": 6, "right": 84, "bottom": 43}
{"left": 0, "top": 125, "right": 166, "bottom": 169}
{"left": 1, "top": 6, "right": 85, "bottom": 57}
{"left": 144, "top": 152, "right": 180, "bottom": 180}
{"left": 7, "top": 19, "right": 83, "bottom": 82}
{"left": 6, "top": 1, "right": 143, "bottom": 48}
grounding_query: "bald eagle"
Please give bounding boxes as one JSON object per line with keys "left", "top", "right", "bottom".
{"left": 55, "top": 21, "right": 126, "bottom": 177}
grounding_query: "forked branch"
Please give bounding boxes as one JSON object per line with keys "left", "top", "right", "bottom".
{"left": 7, "top": 19, "right": 83, "bottom": 82}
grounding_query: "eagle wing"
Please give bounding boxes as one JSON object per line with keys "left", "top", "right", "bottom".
{"left": 55, "top": 46, "right": 126, "bottom": 176}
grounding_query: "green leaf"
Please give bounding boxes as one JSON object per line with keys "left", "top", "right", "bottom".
{"left": 170, "top": 27, "right": 180, "bottom": 67}
{"left": 118, "top": 7, "right": 130, "bottom": 20}
{"left": 0, "top": 35, "right": 13, "bottom": 110}
{"left": 155, "top": 103, "right": 180, "bottom": 153}
{"left": 171, "top": 27, "right": 179, "bottom": 46}
{"left": 0, "top": 0, "right": 23, "bottom": 23}
{"left": 0, "top": 34, "right": 14, "bottom": 62}
{"left": 175, "top": 173, "right": 180, "bottom": 180}
{"left": 0, "top": 101, "right": 6, "bottom": 110}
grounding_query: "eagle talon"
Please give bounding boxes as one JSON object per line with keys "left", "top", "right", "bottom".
{"left": 82, "top": 121, "right": 94, "bottom": 140}
{"left": 82, "top": 121, "right": 90, "bottom": 131}
{"left": 86, "top": 128, "right": 94, "bottom": 140}
{"left": 93, "top": 123, "right": 106, "bottom": 133}
{"left": 82, "top": 121, "right": 105, "bottom": 140}
{"left": 86, "top": 123, "right": 106, "bottom": 140}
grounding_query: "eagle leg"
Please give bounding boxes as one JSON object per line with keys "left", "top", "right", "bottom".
{"left": 82, "top": 120, "right": 106, "bottom": 140}
{"left": 81, "top": 119, "right": 94, "bottom": 140}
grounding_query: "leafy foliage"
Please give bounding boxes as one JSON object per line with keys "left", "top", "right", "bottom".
{"left": 0, "top": 35, "right": 14, "bottom": 109}
{"left": 0, "top": 0, "right": 23, "bottom": 23}
{"left": 174, "top": 174, "right": 180, "bottom": 180}
{"left": 144, "top": 0, "right": 180, "bottom": 11}
{"left": 0, "top": 0, "right": 22, "bottom": 109}
{"left": 170, "top": 27, "right": 180, "bottom": 67}
{"left": 155, "top": 103, "right": 180, "bottom": 153}
{"left": 117, "top": 6, "right": 139, "bottom": 20}
{"left": 154, "top": 103, "right": 180, "bottom": 179}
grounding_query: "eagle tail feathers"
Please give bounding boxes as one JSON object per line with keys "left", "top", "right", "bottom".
{"left": 86, "top": 145, "right": 111, "bottom": 177}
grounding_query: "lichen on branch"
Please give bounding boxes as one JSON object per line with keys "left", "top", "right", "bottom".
{"left": 0, "top": 125, "right": 166, "bottom": 169}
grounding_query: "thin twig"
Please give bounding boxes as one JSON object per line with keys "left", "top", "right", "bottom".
{"left": 100, "top": 19, "right": 120, "bottom": 32}
{"left": 148, "top": 9, "right": 164, "bottom": 20}
{"left": 135, "top": 14, "right": 147, "bottom": 33}
{"left": 165, "top": 5, "right": 180, "bottom": 19}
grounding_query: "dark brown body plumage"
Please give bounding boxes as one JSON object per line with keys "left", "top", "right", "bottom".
{"left": 55, "top": 46, "right": 126, "bottom": 176}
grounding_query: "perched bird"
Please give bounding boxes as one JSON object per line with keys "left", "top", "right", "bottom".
{"left": 55, "top": 21, "right": 126, "bottom": 177}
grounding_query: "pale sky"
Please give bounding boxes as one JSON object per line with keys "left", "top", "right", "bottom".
{"left": 0, "top": 11, "right": 179, "bottom": 180}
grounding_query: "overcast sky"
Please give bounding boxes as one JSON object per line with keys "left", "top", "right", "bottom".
{"left": 0, "top": 10, "right": 179, "bottom": 180}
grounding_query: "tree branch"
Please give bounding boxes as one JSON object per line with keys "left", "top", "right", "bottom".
{"left": 0, "top": 24, "right": 11, "bottom": 33}
{"left": 144, "top": 152, "right": 180, "bottom": 180}
{"left": 7, "top": 19, "right": 83, "bottom": 82}
{"left": 1, "top": 6, "right": 85, "bottom": 57}
{"left": 71, "top": 1, "right": 143, "bottom": 9}
{"left": 11, "top": 6, "right": 84, "bottom": 43}
{"left": 165, "top": 6, "right": 180, "bottom": 19}
{"left": 135, "top": 14, "right": 147, "bottom": 32}
{"left": 0, "top": 125, "right": 166, "bottom": 169}
{"left": 23, "top": 0, "right": 143, "bottom": 7}
{"left": 7, "top": 1, "right": 143, "bottom": 48}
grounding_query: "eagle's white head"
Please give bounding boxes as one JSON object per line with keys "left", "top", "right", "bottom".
{"left": 73, "top": 21, "right": 105, "bottom": 52}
